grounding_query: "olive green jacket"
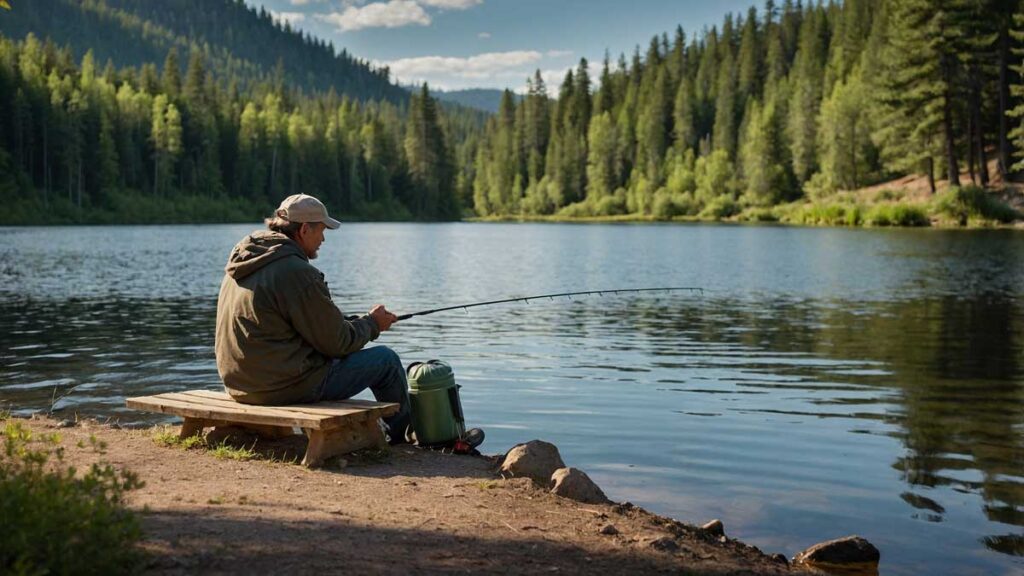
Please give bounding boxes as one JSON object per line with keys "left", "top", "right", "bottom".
{"left": 215, "top": 231, "right": 380, "bottom": 405}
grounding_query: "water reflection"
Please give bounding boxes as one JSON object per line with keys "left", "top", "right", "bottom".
{"left": 1, "top": 224, "right": 1023, "bottom": 574}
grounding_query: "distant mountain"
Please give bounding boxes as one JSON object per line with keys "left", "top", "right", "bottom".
{"left": 430, "top": 88, "right": 519, "bottom": 114}
{"left": 0, "top": 0, "right": 407, "bottom": 103}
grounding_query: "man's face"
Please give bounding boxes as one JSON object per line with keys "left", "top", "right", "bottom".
{"left": 296, "top": 222, "right": 326, "bottom": 259}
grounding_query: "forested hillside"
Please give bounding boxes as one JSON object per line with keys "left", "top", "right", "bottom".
{"left": 471, "top": 0, "right": 1023, "bottom": 220}
{"left": 0, "top": 0, "right": 405, "bottom": 102}
{"left": 0, "top": 32, "right": 479, "bottom": 223}
{"left": 0, "top": 0, "right": 1022, "bottom": 225}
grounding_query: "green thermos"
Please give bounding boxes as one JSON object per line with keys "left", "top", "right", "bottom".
{"left": 407, "top": 360, "right": 465, "bottom": 446}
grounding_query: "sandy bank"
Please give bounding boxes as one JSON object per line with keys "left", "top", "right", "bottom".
{"left": 19, "top": 416, "right": 813, "bottom": 575}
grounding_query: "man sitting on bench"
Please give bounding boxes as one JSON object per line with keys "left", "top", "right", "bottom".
{"left": 215, "top": 193, "right": 411, "bottom": 444}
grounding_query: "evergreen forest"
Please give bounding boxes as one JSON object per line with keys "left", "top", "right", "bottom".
{"left": 0, "top": 0, "right": 1023, "bottom": 225}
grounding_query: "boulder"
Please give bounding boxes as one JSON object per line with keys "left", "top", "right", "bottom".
{"left": 550, "top": 467, "right": 609, "bottom": 504}
{"left": 599, "top": 524, "right": 619, "bottom": 536}
{"left": 793, "top": 536, "right": 880, "bottom": 566}
{"left": 700, "top": 519, "right": 725, "bottom": 537}
{"left": 500, "top": 440, "right": 565, "bottom": 484}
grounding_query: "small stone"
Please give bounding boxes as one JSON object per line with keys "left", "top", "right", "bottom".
{"left": 718, "top": 535, "right": 727, "bottom": 544}
{"left": 793, "top": 535, "right": 880, "bottom": 566}
{"left": 769, "top": 553, "right": 788, "bottom": 565}
{"left": 599, "top": 524, "right": 619, "bottom": 536}
{"left": 56, "top": 419, "right": 75, "bottom": 428}
{"left": 550, "top": 467, "right": 609, "bottom": 504}
{"left": 500, "top": 440, "right": 566, "bottom": 485}
{"left": 701, "top": 519, "right": 725, "bottom": 537}
{"left": 646, "top": 537, "right": 679, "bottom": 552}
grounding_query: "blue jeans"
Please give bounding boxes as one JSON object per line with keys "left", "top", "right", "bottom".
{"left": 318, "top": 346, "right": 411, "bottom": 442}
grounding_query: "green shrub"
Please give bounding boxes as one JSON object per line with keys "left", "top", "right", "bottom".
{"left": 785, "top": 202, "right": 862, "bottom": 226}
{"left": 556, "top": 201, "right": 593, "bottom": 218}
{"left": 738, "top": 207, "right": 779, "bottom": 222}
{"left": 0, "top": 421, "right": 144, "bottom": 575}
{"left": 874, "top": 188, "right": 907, "bottom": 202}
{"left": 697, "top": 196, "right": 740, "bottom": 219}
{"left": 933, "top": 186, "right": 1020, "bottom": 226}
{"left": 592, "top": 195, "right": 628, "bottom": 217}
{"left": 864, "top": 203, "right": 930, "bottom": 227}
{"left": 651, "top": 191, "right": 697, "bottom": 219}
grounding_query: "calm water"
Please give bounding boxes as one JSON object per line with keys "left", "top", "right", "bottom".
{"left": 1, "top": 223, "right": 1022, "bottom": 575}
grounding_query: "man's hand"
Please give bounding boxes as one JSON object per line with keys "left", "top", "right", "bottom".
{"left": 369, "top": 304, "right": 398, "bottom": 332}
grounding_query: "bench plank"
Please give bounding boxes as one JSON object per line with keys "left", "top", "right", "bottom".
{"left": 127, "top": 391, "right": 398, "bottom": 430}
{"left": 180, "top": 390, "right": 394, "bottom": 421}
{"left": 160, "top": 392, "right": 378, "bottom": 424}
{"left": 127, "top": 390, "right": 400, "bottom": 467}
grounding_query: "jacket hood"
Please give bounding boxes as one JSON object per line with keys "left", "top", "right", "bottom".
{"left": 225, "top": 231, "right": 306, "bottom": 280}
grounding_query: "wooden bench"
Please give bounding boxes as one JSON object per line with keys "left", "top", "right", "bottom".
{"left": 126, "top": 389, "right": 399, "bottom": 467}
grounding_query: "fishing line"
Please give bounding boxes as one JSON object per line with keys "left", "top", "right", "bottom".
{"left": 395, "top": 287, "right": 703, "bottom": 322}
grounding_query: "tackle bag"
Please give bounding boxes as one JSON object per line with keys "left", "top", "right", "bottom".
{"left": 407, "top": 359, "right": 465, "bottom": 446}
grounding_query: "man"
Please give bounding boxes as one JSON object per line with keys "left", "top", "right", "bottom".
{"left": 215, "top": 193, "right": 411, "bottom": 443}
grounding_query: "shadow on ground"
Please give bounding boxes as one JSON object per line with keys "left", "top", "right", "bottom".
{"left": 140, "top": 510, "right": 680, "bottom": 575}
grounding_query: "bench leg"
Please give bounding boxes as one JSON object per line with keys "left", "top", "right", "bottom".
{"left": 180, "top": 417, "right": 206, "bottom": 439}
{"left": 301, "top": 418, "right": 389, "bottom": 468}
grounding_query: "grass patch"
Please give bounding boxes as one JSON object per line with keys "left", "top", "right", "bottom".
{"left": 864, "top": 203, "right": 930, "bottom": 227}
{"left": 737, "top": 207, "right": 780, "bottom": 222}
{"left": 208, "top": 441, "right": 260, "bottom": 461}
{"left": 475, "top": 480, "right": 501, "bottom": 491}
{"left": 1, "top": 420, "right": 144, "bottom": 574}
{"left": 152, "top": 427, "right": 259, "bottom": 460}
{"left": 779, "top": 202, "right": 863, "bottom": 226}
{"left": 933, "top": 186, "right": 1021, "bottom": 226}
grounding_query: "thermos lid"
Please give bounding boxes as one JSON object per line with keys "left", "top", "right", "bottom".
{"left": 407, "top": 359, "right": 454, "bottom": 391}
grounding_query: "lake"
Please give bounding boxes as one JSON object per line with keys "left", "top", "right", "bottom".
{"left": 1, "top": 222, "right": 1022, "bottom": 575}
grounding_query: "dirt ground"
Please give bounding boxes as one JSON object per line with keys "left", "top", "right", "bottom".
{"left": 856, "top": 158, "right": 1024, "bottom": 212}
{"left": 12, "top": 416, "right": 825, "bottom": 576}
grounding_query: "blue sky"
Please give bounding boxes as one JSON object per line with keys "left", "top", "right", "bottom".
{"left": 250, "top": 0, "right": 760, "bottom": 92}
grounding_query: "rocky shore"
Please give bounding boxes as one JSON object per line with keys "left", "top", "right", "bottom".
{"left": 15, "top": 417, "right": 880, "bottom": 575}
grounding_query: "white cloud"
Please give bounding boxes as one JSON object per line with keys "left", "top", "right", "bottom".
{"left": 418, "top": 0, "right": 482, "bottom": 9}
{"left": 477, "top": 32, "right": 491, "bottom": 39}
{"left": 270, "top": 10, "right": 307, "bottom": 26}
{"left": 288, "top": 0, "right": 320, "bottom": 5}
{"left": 380, "top": 50, "right": 567, "bottom": 90}
{"left": 545, "top": 49, "right": 573, "bottom": 59}
{"left": 316, "top": 0, "right": 430, "bottom": 32}
{"left": 382, "top": 50, "right": 543, "bottom": 84}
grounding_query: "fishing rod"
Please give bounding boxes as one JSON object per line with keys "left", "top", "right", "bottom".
{"left": 395, "top": 287, "right": 703, "bottom": 322}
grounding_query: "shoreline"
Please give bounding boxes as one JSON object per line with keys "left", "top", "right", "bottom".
{"left": 13, "top": 415, "right": 820, "bottom": 575}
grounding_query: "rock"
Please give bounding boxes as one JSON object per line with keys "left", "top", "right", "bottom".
{"left": 550, "top": 467, "right": 609, "bottom": 504}
{"left": 645, "top": 536, "right": 679, "bottom": 552}
{"left": 793, "top": 536, "right": 880, "bottom": 566}
{"left": 599, "top": 524, "right": 619, "bottom": 536}
{"left": 500, "top": 440, "right": 565, "bottom": 485}
{"left": 701, "top": 519, "right": 725, "bottom": 537}
{"left": 55, "top": 419, "right": 75, "bottom": 428}
{"left": 769, "top": 553, "right": 788, "bottom": 565}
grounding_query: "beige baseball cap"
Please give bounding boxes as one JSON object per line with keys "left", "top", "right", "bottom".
{"left": 275, "top": 194, "right": 341, "bottom": 229}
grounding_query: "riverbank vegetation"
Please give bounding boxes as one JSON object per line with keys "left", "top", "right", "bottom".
{"left": 470, "top": 0, "right": 1024, "bottom": 224}
{"left": 0, "top": 419, "right": 144, "bottom": 574}
{"left": 1, "top": 0, "right": 1024, "bottom": 226}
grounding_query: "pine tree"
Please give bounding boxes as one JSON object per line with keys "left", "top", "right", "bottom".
{"left": 712, "top": 49, "right": 738, "bottom": 159}
{"left": 404, "top": 84, "right": 454, "bottom": 219}
{"left": 737, "top": 6, "right": 763, "bottom": 104}
{"left": 787, "top": 4, "right": 827, "bottom": 185}
{"left": 161, "top": 48, "right": 181, "bottom": 100}
{"left": 881, "top": 0, "right": 965, "bottom": 188}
